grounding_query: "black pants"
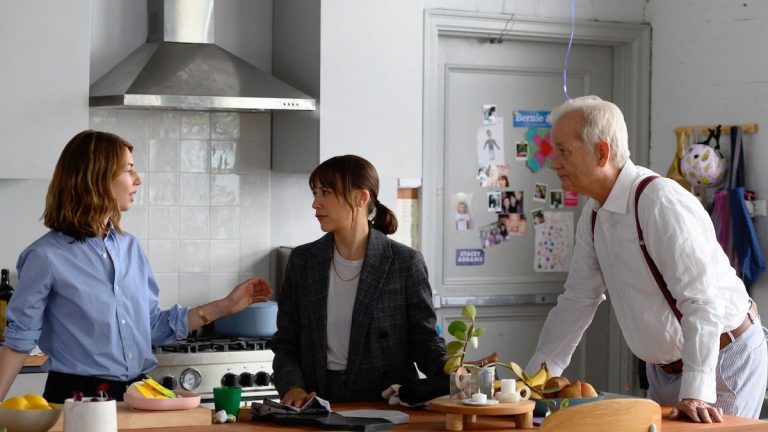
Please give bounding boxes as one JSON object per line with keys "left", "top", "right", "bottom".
{"left": 43, "top": 371, "right": 146, "bottom": 403}
{"left": 326, "top": 370, "right": 347, "bottom": 403}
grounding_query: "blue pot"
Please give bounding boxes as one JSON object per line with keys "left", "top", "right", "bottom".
{"left": 214, "top": 301, "right": 278, "bottom": 338}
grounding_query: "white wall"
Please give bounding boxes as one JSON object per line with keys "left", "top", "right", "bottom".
{"left": 423, "top": 0, "right": 646, "bottom": 22}
{"left": 646, "top": 0, "right": 768, "bottom": 305}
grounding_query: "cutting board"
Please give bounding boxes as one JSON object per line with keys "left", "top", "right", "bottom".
{"left": 49, "top": 403, "right": 211, "bottom": 430}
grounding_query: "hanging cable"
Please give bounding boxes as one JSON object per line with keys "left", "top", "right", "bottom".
{"left": 563, "top": 0, "right": 575, "bottom": 100}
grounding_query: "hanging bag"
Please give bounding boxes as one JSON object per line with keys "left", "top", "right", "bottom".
{"left": 726, "top": 126, "right": 765, "bottom": 289}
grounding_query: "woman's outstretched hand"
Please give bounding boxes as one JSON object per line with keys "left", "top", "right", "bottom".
{"left": 226, "top": 277, "right": 272, "bottom": 314}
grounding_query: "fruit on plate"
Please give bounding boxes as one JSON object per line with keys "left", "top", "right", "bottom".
{"left": 0, "top": 393, "right": 54, "bottom": 410}
{"left": 543, "top": 376, "right": 570, "bottom": 397}
{"left": 581, "top": 381, "right": 598, "bottom": 398}
{"left": 127, "top": 378, "right": 177, "bottom": 399}
{"left": 557, "top": 380, "right": 583, "bottom": 398}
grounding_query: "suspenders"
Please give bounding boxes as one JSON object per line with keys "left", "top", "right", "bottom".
{"left": 591, "top": 175, "right": 683, "bottom": 322}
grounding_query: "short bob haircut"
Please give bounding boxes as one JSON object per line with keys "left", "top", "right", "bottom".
{"left": 44, "top": 130, "right": 133, "bottom": 241}
{"left": 309, "top": 155, "right": 398, "bottom": 235}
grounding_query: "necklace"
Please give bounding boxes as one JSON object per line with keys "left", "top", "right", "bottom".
{"left": 332, "top": 256, "right": 361, "bottom": 282}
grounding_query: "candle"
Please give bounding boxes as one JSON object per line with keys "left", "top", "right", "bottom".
{"left": 500, "top": 379, "right": 515, "bottom": 394}
{"left": 471, "top": 392, "right": 487, "bottom": 403}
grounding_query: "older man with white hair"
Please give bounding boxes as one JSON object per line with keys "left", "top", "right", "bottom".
{"left": 526, "top": 96, "right": 766, "bottom": 422}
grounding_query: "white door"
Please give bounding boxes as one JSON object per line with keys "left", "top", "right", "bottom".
{"left": 423, "top": 11, "right": 650, "bottom": 394}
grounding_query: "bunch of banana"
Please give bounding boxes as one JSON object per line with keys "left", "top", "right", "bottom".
{"left": 505, "top": 361, "right": 550, "bottom": 400}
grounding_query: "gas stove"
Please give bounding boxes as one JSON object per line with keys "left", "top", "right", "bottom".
{"left": 148, "top": 337, "right": 278, "bottom": 405}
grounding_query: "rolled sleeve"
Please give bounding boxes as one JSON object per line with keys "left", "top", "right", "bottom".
{"left": 5, "top": 250, "right": 53, "bottom": 353}
{"left": 146, "top": 266, "right": 189, "bottom": 345}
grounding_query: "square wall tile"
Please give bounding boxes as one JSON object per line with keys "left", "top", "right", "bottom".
{"left": 133, "top": 172, "right": 147, "bottom": 206}
{"left": 116, "top": 110, "right": 150, "bottom": 170}
{"left": 149, "top": 139, "right": 180, "bottom": 172}
{"left": 179, "top": 273, "right": 211, "bottom": 306}
{"left": 211, "top": 141, "right": 237, "bottom": 173}
{"left": 211, "top": 174, "right": 240, "bottom": 206}
{"left": 154, "top": 273, "right": 179, "bottom": 308}
{"left": 90, "top": 109, "right": 118, "bottom": 132}
{"left": 210, "top": 273, "right": 240, "bottom": 301}
{"left": 210, "top": 207, "right": 240, "bottom": 239}
{"left": 240, "top": 240, "right": 270, "bottom": 276}
{"left": 239, "top": 113, "right": 271, "bottom": 172}
{"left": 150, "top": 111, "right": 180, "bottom": 139}
{"left": 120, "top": 205, "right": 148, "bottom": 239}
{"left": 149, "top": 207, "right": 179, "bottom": 239}
{"left": 240, "top": 205, "right": 269, "bottom": 242}
{"left": 180, "top": 240, "right": 210, "bottom": 272}
{"left": 148, "top": 240, "right": 178, "bottom": 273}
{"left": 179, "top": 207, "right": 209, "bottom": 239}
{"left": 212, "top": 112, "right": 240, "bottom": 139}
{"left": 148, "top": 172, "right": 179, "bottom": 206}
{"left": 180, "top": 111, "right": 211, "bottom": 139}
{"left": 180, "top": 140, "right": 209, "bottom": 173}
{"left": 241, "top": 173, "right": 270, "bottom": 207}
{"left": 180, "top": 173, "right": 211, "bottom": 206}
{"left": 211, "top": 240, "right": 240, "bottom": 273}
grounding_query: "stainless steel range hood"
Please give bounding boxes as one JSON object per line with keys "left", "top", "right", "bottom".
{"left": 89, "top": 0, "right": 316, "bottom": 112}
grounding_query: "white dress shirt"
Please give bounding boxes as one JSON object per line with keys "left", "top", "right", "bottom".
{"left": 527, "top": 160, "right": 751, "bottom": 403}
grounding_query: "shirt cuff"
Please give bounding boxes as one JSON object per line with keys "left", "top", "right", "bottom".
{"left": 168, "top": 304, "right": 190, "bottom": 340}
{"left": 3, "top": 328, "right": 41, "bottom": 354}
{"left": 679, "top": 370, "right": 716, "bottom": 403}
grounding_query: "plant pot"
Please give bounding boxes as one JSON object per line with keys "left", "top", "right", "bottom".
{"left": 63, "top": 398, "right": 117, "bottom": 432}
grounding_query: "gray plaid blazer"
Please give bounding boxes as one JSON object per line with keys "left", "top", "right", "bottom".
{"left": 271, "top": 229, "right": 447, "bottom": 402}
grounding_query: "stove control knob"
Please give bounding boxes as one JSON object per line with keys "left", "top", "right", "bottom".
{"left": 255, "top": 371, "right": 271, "bottom": 387}
{"left": 221, "top": 372, "right": 239, "bottom": 387}
{"left": 160, "top": 376, "right": 178, "bottom": 390}
{"left": 239, "top": 372, "right": 255, "bottom": 388}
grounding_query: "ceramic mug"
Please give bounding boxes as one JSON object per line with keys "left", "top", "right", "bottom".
{"left": 63, "top": 398, "right": 117, "bottom": 432}
{"left": 495, "top": 379, "right": 531, "bottom": 403}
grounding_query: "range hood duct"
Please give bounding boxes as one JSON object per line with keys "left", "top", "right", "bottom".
{"left": 89, "top": 0, "right": 315, "bottom": 112}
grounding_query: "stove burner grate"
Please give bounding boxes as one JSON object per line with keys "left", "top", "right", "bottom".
{"left": 154, "top": 337, "right": 269, "bottom": 354}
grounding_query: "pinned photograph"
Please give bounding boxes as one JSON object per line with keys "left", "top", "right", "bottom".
{"left": 478, "top": 164, "right": 509, "bottom": 188}
{"left": 479, "top": 221, "right": 504, "bottom": 248}
{"left": 487, "top": 191, "right": 502, "bottom": 213}
{"left": 451, "top": 192, "right": 474, "bottom": 231}
{"left": 501, "top": 191, "right": 524, "bottom": 214}
{"left": 564, "top": 190, "right": 579, "bottom": 207}
{"left": 550, "top": 189, "right": 563, "bottom": 209}
{"left": 482, "top": 104, "right": 498, "bottom": 125}
{"left": 476, "top": 122, "right": 505, "bottom": 166}
{"left": 533, "top": 182, "right": 548, "bottom": 202}
{"left": 531, "top": 208, "right": 546, "bottom": 227}
{"left": 516, "top": 141, "right": 529, "bottom": 161}
{"left": 499, "top": 213, "right": 527, "bottom": 237}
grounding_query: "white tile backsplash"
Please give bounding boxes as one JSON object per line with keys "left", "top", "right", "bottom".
{"left": 180, "top": 173, "right": 211, "bottom": 206}
{"left": 179, "top": 207, "right": 209, "bottom": 239}
{"left": 89, "top": 109, "right": 273, "bottom": 305}
{"left": 180, "top": 140, "right": 210, "bottom": 173}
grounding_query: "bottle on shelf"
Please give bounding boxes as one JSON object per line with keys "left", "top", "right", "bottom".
{"left": 0, "top": 268, "right": 14, "bottom": 342}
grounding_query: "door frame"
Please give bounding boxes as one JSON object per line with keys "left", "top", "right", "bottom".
{"left": 422, "top": 9, "right": 651, "bottom": 395}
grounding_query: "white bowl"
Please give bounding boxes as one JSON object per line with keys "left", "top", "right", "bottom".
{"left": 0, "top": 404, "right": 62, "bottom": 432}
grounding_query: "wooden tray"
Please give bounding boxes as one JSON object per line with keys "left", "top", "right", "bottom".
{"left": 49, "top": 402, "right": 211, "bottom": 430}
{"left": 428, "top": 396, "right": 535, "bottom": 430}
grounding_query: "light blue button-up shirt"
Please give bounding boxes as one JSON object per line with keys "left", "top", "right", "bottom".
{"left": 4, "top": 226, "right": 188, "bottom": 381}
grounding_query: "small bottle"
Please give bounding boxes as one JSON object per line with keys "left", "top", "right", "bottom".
{"left": 0, "top": 269, "right": 14, "bottom": 342}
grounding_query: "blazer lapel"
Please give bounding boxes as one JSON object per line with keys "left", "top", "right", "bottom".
{"left": 305, "top": 233, "right": 333, "bottom": 391}
{"left": 345, "top": 229, "right": 392, "bottom": 378}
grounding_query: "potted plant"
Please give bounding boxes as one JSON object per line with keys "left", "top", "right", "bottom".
{"left": 443, "top": 304, "right": 551, "bottom": 401}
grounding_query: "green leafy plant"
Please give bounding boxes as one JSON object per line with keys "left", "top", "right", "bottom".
{"left": 443, "top": 304, "right": 553, "bottom": 400}
{"left": 443, "top": 304, "right": 487, "bottom": 374}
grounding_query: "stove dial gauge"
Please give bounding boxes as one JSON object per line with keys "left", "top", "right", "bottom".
{"left": 221, "top": 372, "right": 239, "bottom": 387}
{"left": 180, "top": 368, "right": 202, "bottom": 391}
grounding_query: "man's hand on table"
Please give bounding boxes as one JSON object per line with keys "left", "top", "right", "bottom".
{"left": 669, "top": 398, "right": 724, "bottom": 423}
{"left": 281, "top": 387, "right": 317, "bottom": 408}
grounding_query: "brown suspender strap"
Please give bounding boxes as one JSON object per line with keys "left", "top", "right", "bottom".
{"left": 591, "top": 175, "right": 683, "bottom": 322}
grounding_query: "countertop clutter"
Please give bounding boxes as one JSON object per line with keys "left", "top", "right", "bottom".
{"left": 107, "top": 402, "right": 767, "bottom": 431}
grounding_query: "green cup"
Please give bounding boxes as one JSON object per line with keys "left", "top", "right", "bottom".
{"left": 213, "top": 386, "right": 242, "bottom": 417}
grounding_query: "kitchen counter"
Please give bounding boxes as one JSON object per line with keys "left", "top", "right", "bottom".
{"left": 121, "top": 402, "right": 768, "bottom": 431}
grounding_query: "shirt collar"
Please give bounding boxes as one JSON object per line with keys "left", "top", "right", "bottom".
{"left": 598, "top": 159, "right": 638, "bottom": 215}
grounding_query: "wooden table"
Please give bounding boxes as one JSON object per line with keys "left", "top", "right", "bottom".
{"left": 120, "top": 402, "right": 768, "bottom": 431}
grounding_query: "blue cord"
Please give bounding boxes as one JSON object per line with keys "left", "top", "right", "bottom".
{"left": 563, "top": 0, "right": 575, "bottom": 100}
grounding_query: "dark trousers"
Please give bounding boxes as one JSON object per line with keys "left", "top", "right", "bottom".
{"left": 43, "top": 371, "right": 146, "bottom": 403}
